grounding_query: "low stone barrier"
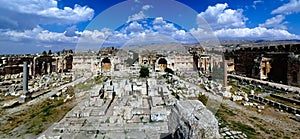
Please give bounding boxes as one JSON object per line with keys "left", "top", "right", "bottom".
{"left": 249, "top": 95, "right": 300, "bottom": 114}
{"left": 228, "top": 74, "right": 300, "bottom": 94}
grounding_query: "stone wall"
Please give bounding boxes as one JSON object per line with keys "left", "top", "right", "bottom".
{"left": 287, "top": 56, "right": 300, "bottom": 87}
{"left": 225, "top": 44, "right": 300, "bottom": 87}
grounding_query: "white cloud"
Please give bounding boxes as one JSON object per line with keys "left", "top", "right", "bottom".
{"left": 0, "top": 26, "right": 83, "bottom": 53}
{"left": 0, "top": 26, "right": 116, "bottom": 52}
{"left": 252, "top": 0, "right": 264, "bottom": 9}
{"left": 190, "top": 27, "right": 218, "bottom": 40}
{"left": 214, "top": 27, "right": 300, "bottom": 40}
{"left": 127, "top": 11, "right": 145, "bottom": 23}
{"left": 198, "top": 3, "right": 247, "bottom": 30}
{"left": 259, "top": 15, "right": 287, "bottom": 29}
{"left": 127, "top": 4, "right": 152, "bottom": 23}
{"left": 79, "top": 28, "right": 112, "bottom": 43}
{"left": 105, "top": 17, "right": 199, "bottom": 46}
{"left": 272, "top": 0, "right": 300, "bottom": 15}
{"left": 253, "top": 0, "right": 264, "bottom": 5}
{"left": 1, "top": 26, "right": 78, "bottom": 43}
{"left": 142, "top": 5, "right": 152, "bottom": 11}
{"left": 193, "top": 3, "right": 300, "bottom": 40}
{"left": 124, "top": 21, "right": 144, "bottom": 33}
{"left": 154, "top": 23, "right": 177, "bottom": 34}
{"left": 0, "top": 0, "right": 94, "bottom": 30}
{"left": 64, "top": 25, "right": 79, "bottom": 37}
{"left": 153, "top": 17, "right": 167, "bottom": 25}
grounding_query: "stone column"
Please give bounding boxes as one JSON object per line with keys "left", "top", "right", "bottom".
{"left": 223, "top": 55, "right": 227, "bottom": 87}
{"left": 23, "top": 61, "right": 28, "bottom": 92}
{"left": 210, "top": 56, "right": 214, "bottom": 73}
{"left": 29, "top": 61, "right": 32, "bottom": 76}
{"left": 204, "top": 58, "right": 207, "bottom": 72}
{"left": 56, "top": 58, "right": 59, "bottom": 73}
{"left": 47, "top": 62, "right": 51, "bottom": 74}
{"left": 33, "top": 57, "right": 37, "bottom": 76}
{"left": 20, "top": 61, "right": 31, "bottom": 103}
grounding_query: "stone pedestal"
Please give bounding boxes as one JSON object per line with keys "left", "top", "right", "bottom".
{"left": 19, "top": 93, "right": 31, "bottom": 103}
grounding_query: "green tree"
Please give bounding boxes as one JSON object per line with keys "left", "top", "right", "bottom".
{"left": 139, "top": 66, "right": 149, "bottom": 78}
{"left": 42, "top": 50, "right": 47, "bottom": 55}
{"left": 48, "top": 50, "right": 52, "bottom": 55}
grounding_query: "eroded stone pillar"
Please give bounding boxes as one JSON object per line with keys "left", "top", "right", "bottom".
{"left": 223, "top": 55, "right": 227, "bottom": 87}
{"left": 20, "top": 61, "right": 31, "bottom": 103}
{"left": 23, "top": 61, "right": 28, "bottom": 92}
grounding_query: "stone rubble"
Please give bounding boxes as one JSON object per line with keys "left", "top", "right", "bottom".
{"left": 38, "top": 73, "right": 220, "bottom": 139}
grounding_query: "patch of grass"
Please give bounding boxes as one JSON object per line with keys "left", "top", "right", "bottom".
{"left": 0, "top": 90, "right": 77, "bottom": 138}
{"left": 216, "top": 104, "right": 259, "bottom": 138}
{"left": 228, "top": 82, "right": 239, "bottom": 93}
{"left": 77, "top": 75, "right": 103, "bottom": 91}
{"left": 256, "top": 123, "right": 270, "bottom": 134}
{"left": 216, "top": 104, "right": 236, "bottom": 117}
{"left": 75, "top": 79, "right": 95, "bottom": 92}
{"left": 231, "top": 121, "right": 258, "bottom": 137}
{"left": 198, "top": 93, "right": 208, "bottom": 106}
{"left": 250, "top": 116, "right": 259, "bottom": 120}
{"left": 199, "top": 84, "right": 205, "bottom": 89}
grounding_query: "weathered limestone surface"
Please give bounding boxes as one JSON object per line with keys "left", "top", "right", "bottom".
{"left": 168, "top": 100, "right": 220, "bottom": 139}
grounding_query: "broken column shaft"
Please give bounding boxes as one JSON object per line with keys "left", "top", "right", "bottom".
{"left": 20, "top": 61, "right": 31, "bottom": 103}
{"left": 223, "top": 55, "right": 227, "bottom": 87}
{"left": 23, "top": 61, "right": 28, "bottom": 92}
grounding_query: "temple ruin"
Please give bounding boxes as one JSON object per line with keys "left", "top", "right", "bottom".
{"left": 225, "top": 44, "right": 300, "bottom": 87}
{"left": 0, "top": 50, "right": 73, "bottom": 77}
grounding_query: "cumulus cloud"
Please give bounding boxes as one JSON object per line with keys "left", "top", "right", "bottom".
{"left": 154, "top": 23, "right": 177, "bottom": 34}
{"left": 125, "top": 21, "right": 144, "bottom": 32}
{"left": 64, "top": 25, "right": 80, "bottom": 37}
{"left": 1, "top": 26, "right": 78, "bottom": 43}
{"left": 127, "top": 4, "right": 152, "bottom": 23}
{"left": 0, "top": 0, "right": 94, "bottom": 30}
{"left": 214, "top": 27, "right": 300, "bottom": 40}
{"left": 272, "top": 0, "right": 300, "bottom": 15}
{"left": 153, "top": 17, "right": 167, "bottom": 25}
{"left": 0, "top": 26, "right": 82, "bottom": 53}
{"left": 2, "top": 0, "right": 300, "bottom": 54}
{"left": 152, "top": 17, "right": 176, "bottom": 33}
{"left": 127, "top": 11, "right": 145, "bottom": 23}
{"left": 79, "top": 28, "right": 112, "bottom": 43}
{"left": 0, "top": 26, "right": 115, "bottom": 53}
{"left": 106, "top": 17, "right": 199, "bottom": 46}
{"left": 190, "top": 3, "right": 300, "bottom": 40}
{"left": 259, "top": 15, "right": 287, "bottom": 29}
{"left": 198, "top": 3, "right": 247, "bottom": 30}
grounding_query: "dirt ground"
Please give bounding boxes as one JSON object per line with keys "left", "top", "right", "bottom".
{"left": 217, "top": 99, "right": 300, "bottom": 139}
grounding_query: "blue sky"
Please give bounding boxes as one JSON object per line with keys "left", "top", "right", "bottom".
{"left": 0, "top": 0, "right": 300, "bottom": 54}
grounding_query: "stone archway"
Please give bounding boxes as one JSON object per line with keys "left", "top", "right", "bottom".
{"left": 158, "top": 58, "right": 167, "bottom": 71}
{"left": 101, "top": 57, "right": 111, "bottom": 72}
